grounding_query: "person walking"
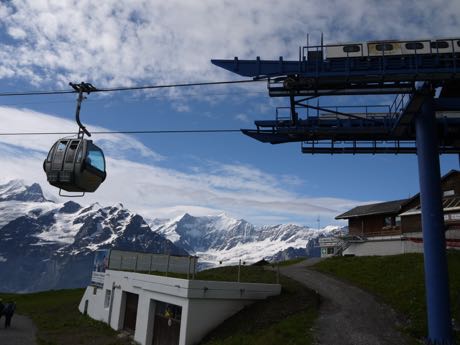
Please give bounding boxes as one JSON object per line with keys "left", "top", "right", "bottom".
{"left": 0, "top": 299, "right": 4, "bottom": 326}
{"left": 3, "top": 302, "right": 16, "bottom": 329}
{"left": 0, "top": 299, "right": 5, "bottom": 316}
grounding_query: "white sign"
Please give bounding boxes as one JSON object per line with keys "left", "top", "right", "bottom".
{"left": 91, "top": 272, "right": 105, "bottom": 287}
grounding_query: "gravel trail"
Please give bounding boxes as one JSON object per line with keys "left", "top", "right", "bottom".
{"left": 0, "top": 314, "right": 37, "bottom": 345}
{"left": 280, "top": 259, "right": 410, "bottom": 345}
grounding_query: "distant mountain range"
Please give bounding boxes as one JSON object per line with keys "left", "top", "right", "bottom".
{"left": 0, "top": 180, "right": 346, "bottom": 292}
{"left": 151, "top": 213, "right": 345, "bottom": 268}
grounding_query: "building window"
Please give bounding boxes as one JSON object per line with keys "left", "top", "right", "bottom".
{"left": 93, "top": 286, "right": 97, "bottom": 295}
{"left": 443, "top": 189, "right": 455, "bottom": 197}
{"left": 327, "top": 247, "right": 335, "bottom": 255}
{"left": 343, "top": 45, "right": 360, "bottom": 53}
{"left": 395, "top": 216, "right": 401, "bottom": 227}
{"left": 431, "top": 41, "right": 449, "bottom": 49}
{"left": 321, "top": 248, "right": 327, "bottom": 255}
{"left": 376, "top": 43, "right": 394, "bottom": 52}
{"left": 405, "top": 42, "right": 424, "bottom": 50}
{"left": 384, "top": 216, "right": 393, "bottom": 227}
{"left": 104, "top": 289, "right": 112, "bottom": 308}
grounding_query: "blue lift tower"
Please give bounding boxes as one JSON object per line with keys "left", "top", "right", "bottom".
{"left": 212, "top": 37, "right": 460, "bottom": 344}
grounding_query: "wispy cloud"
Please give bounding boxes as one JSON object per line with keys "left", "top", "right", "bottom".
{"left": 0, "top": 1, "right": 458, "bottom": 88}
{"left": 0, "top": 107, "right": 361, "bottom": 225}
{"left": 235, "top": 113, "right": 250, "bottom": 123}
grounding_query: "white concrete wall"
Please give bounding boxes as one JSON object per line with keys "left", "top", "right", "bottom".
{"left": 133, "top": 294, "right": 156, "bottom": 345}
{"left": 184, "top": 298, "right": 253, "bottom": 345}
{"left": 80, "top": 269, "right": 281, "bottom": 345}
{"left": 343, "top": 239, "right": 423, "bottom": 256}
{"left": 78, "top": 286, "right": 108, "bottom": 322}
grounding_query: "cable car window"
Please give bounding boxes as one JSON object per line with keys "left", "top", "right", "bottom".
{"left": 76, "top": 148, "right": 83, "bottom": 163}
{"left": 405, "top": 42, "right": 424, "bottom": 50}
{"left": 431, "top": 41, "right": 449, "bottom": 49}
{"left": 87, "top": 148, "right": 105, "bottom": 172}
{"left": 343, "top": 45, "right": 360, "bottom": 53}
{"left": 46, "top": 143, "right": 56, "bottom": 162}
{"left": 375, "top": 43, "right": 394, "bottom": 52}
{"left": 65, "top": 141, "right": 80, "bottom": 163}
{"left": 57, "top": 141, "right": 68, "bottom": 151}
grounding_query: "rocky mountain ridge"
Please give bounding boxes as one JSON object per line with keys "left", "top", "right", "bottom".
{"left": 0, "top": 180, "right": 185, "bottom": 292}
{"left": 0, "top": 179, "right": 346, "bottom": 291}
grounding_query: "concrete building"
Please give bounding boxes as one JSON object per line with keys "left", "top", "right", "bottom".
{"left": 79, "top": 252, "right": 281, "bottom": 345}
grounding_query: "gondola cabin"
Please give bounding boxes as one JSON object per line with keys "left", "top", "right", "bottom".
{"left": 43, "top": 138, "right": 106, "bottom": 193}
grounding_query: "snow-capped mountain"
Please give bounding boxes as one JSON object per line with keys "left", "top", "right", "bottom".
{"left": 0, "top": 180, "right": 186, "bottom": 292}
{"left": 0, "top": 179, "right": 48, "bottom": 202}
{"left": 151, "top": 213, "right": 346, "bottom": 268}
{"left": 0, "top": 179, "right": 346, "bottom": 292}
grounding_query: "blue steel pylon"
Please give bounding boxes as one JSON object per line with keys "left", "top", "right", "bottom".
{"left": 416, "top": 88, "right": 453, "bottom": 345}
{"left": 212, "top": 40, "right": 460, "bottom": 344}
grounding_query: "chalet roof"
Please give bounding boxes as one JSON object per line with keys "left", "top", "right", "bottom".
{"left": 335, "top": 199, "right": 409, "bottom": 219}
{"left": 336, "top": 170, "right": 460, "bottom": 220}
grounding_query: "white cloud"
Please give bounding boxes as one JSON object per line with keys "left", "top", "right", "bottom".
{"left": 0, "top": 107, "right": 361, "bottom": 225}
{"left": 0, "top": 1, "right": 458, "bottom": 86}
{"left": 235, "top": 113, "right": 250, "bottom": 123}
{"left": 0, "top": 106, "right": 164, "bottom": 161}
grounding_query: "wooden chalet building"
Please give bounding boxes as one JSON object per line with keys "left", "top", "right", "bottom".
{"left": 321, "top": 170, "right": 460, "bottom": 257}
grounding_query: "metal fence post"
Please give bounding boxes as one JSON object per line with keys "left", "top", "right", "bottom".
{"left": 166, "top": 254, "right": 170, "bottom": 277}
{"left": 192, "top": 257, "right": 196, "bottom": 280}
{"left": 238, "top": 259, "right": 241, "bottom": 282}
{"left": 276, "top": 263, "right": 280, "bottom": 284}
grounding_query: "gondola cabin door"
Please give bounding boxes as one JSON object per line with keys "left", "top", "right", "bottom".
{"left": 152, "top": 302, "right": 182, "bottom": 345}
{"left": 123, "top": 292, "right": 139, "bottom": 333}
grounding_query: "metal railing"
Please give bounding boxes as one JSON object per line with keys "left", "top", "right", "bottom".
{"left": 108, "top": 250, "right": 198, "bottom": 279}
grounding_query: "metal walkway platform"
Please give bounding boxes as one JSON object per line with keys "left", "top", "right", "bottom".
{"left": 212, "top": 44, "right": 460, "bottom": 154}
{"left": 212, "top": 37, "right": 460, "bottom": 344}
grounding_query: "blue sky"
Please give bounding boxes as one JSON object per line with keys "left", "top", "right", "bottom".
{"left": 0, "top": 0, "right": 459, "bottom": 226}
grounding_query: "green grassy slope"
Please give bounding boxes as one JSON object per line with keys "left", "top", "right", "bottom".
{"left": 0, "top": 289, "right": 132, "bottom": 345}
{"left": 313, "top": 251, "right": 460, "bottom": 342}
{"left": 0, "top": 264, "right": 319, "bottom": 345}
{"left": 199, "top": 271, "right": 319, "bottom": 345}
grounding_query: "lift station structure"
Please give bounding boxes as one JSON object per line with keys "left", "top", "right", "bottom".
{"left": 212, "top": 37, "right": 460, "bottom": 344}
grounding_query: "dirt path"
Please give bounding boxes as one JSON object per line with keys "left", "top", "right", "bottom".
{"left": 0, "top": 314, "right": 37, "bottom": 345}
{"left": 280, "top": 259, "right": 410, "bottom": 345}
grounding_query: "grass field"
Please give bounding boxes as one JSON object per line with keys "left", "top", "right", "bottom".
{"left": 0, "top": 289, "right": 133, "bottom": 345}
{"left": 199, "top": 270, "right": 318, "bottom": 345}
{"left": 313, "top": 251, "right": 460, "bottom": 343}
{"left": 0, "top": 264, "right": 319, "bottom": 345}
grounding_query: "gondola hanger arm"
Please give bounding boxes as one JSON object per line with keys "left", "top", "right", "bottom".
{"left": 69, "top": 82, "right": 97, "bottom": 138}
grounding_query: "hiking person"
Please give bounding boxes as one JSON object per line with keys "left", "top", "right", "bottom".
{"left": 0, "top": 299, "right": 4, "bottom": 315}
{"left": 3, "top": 302, "right": 16, "bottom": 328}
{"left": 0, "top": 299, "right": 4, "bottom": 325}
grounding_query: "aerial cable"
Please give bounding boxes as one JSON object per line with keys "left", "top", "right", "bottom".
{"left": 0, "top": 89, "right": 267, "bottom": 107}
{"left": 0, "top": 79, "right": 263, "bottom": 97}
{"left": 0, "top": 129, "right": 242, "bottom": 136}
